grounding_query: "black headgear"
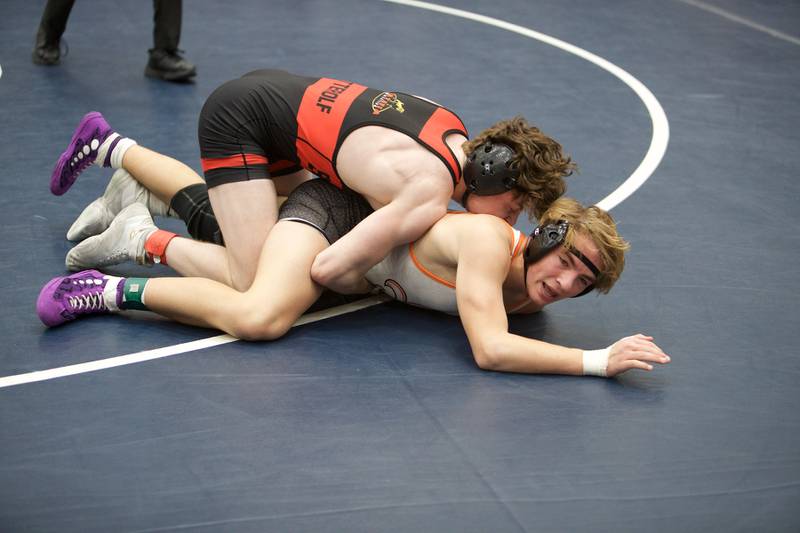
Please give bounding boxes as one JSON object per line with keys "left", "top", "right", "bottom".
{"left": 461, "top": 142, "right": 520, "bottom": 207}
{"left": 523, "top": 220, "right": 600, "bottom": 298}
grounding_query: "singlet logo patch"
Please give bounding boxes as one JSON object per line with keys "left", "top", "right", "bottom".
{"left": 371, "top": 92, "right": 405, "bottom": 115}
{"left": 382, "top": 279, "right": 407, "bottom": 303}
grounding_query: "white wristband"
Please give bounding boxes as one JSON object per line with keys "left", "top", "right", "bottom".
{"left": 582, "top": 348, "right": 610, "bottom": 377}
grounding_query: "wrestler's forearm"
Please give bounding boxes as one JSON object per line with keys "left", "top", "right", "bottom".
{"left": 472, "top": 332, "right": 584, "bottom": 375}
{"left": 311, "top": 201, "right": 442, "bottom": 293}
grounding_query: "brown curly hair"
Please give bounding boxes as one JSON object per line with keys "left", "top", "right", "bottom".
{"left": 539, "top": 198, "right": 630, "bottom": 294}
{"left": 462, "top": 117, "right": 576, "bottom": 219}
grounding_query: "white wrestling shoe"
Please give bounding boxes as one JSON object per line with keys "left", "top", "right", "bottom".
{"left": 66, "top": 203, "right": 156, "bottom": 271}
{"left": 66, "top": 168, "right": 175, "bottom": 242}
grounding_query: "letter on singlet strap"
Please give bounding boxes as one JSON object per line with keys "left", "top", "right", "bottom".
{"left": 295, "top": 78, "right": 367, "bottom": 188}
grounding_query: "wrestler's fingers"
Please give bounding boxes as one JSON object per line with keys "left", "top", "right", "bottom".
{"left": 611, "top": 351, "right": 668, "bottom": 367}
{"left": 629, "top": 351, "right": 670, "bottom": 364}
{"left": 633, "top": 338, "right": 667, "bottom": 355}
{"left": 625, "top": 360, "right": 653, "bottom": 372}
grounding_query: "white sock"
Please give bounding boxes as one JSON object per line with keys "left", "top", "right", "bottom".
{"left": 95, "top": 134, "right": 138, "bottom": 169}
{"left": 94, "top": 133, "right": 118, "bottom": 166}
{"left": 102, "top": 275, "right": 124, "bottom": 312}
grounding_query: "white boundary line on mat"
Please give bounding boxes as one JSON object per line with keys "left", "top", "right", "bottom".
{"left": 677, "top": 0, "right": 800, "bottom": 47}
{"left": 1, "top": 296, "right": 388, "bottom": 388}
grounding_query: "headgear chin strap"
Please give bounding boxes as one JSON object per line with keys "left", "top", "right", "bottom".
{"left": 461, "top": 142, "right": 520, "bottom": 207}
{"left": 523, "top": 220, "right": 600, "bottom": 297}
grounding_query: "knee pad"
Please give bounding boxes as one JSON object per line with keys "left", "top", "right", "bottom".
{"left": 169, "top": 183, "right": 224, "bottom": 245}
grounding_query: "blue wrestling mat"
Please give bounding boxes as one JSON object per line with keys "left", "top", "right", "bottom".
{"left": 1, "top": 0, "right": 799, "bottom": 531}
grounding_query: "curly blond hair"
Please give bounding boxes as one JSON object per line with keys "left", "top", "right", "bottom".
{"left": 462, "top": 117, "right": 576, "bottom": 219}
{"left": 539, "top": 198, "right": 630, "bottom": 293}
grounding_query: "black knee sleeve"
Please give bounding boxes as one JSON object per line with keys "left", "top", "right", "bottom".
{"left": 169, "top": 183, "right": 224, "bottom": 245}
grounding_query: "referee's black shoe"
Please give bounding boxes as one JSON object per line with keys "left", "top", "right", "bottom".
{"left": 145, "top": 49, "right": 196, "bottom": 82}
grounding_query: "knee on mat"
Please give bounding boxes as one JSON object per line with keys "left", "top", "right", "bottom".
{"left": 231, "top": 310, "right": 292, "bottom": 342}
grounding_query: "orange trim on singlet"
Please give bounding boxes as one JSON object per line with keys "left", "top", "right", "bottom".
{"left": 408, "top": 243, "right": 457, "bottom": 289}
{"left": 295, "top": 78, "right": 368, "bottom": 188}
{"left": 407, "top": 216, "right": 524, "bottom": 291}
{"left": 512, "top": 232, "right": 527, "bottom": 258}
{"left": 508, "top": 233, "right": 532, "bottom": 313}
{"left": 201, "top": 153, "right": 269, "bottom": 172}
{"left": 416, "top": 107, "right": 467, "bottom": 184}
{"left": 504, "top": 224, "right": 516, "bottom": 255}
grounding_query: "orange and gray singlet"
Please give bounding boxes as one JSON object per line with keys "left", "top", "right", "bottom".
{"left": 197, "top": 69, "right": 468, "bottom": 189}
{"left": 365, "top": 214, "right": 528, "bottom": 315}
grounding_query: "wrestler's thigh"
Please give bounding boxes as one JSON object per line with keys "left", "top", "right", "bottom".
{"left": 207, "top": 180, "right": 279, "bottom": 286}
{"left": 245, "top": 220, "right": 328, "bottom": 322}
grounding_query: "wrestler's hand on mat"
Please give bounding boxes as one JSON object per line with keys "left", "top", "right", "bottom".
{"left": 606, "top": 334, "right": 670, "bottom": 377}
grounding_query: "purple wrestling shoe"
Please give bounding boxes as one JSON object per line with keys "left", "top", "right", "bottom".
{"left": 36, "top": 269, "right": 121, "bottom": 327}
{"left": 50, "top": 112, "right": 114, "bottom": 196}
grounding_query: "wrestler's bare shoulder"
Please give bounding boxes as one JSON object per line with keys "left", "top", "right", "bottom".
{"left": 423, "top": 212, "right": 514, "bottom": 252}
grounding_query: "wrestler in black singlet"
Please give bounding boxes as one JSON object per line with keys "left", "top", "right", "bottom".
{"left": 197, "top": 69, "right": 468, "bottom": 189}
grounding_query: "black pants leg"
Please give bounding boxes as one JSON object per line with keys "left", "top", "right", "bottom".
{"left": 152, "top": 0, "right": 182, "bottom": 52}
{"left": 37, "top": 0, "right": 76, "bottom": 40}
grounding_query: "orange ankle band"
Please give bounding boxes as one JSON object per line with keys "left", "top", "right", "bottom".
{"left": 144, "top": 229, "right": 179, "bottom": 265}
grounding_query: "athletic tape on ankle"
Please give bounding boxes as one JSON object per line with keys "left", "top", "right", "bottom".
{"left": 582, "top": 348, "right": 609, "bottom": 377}
{"left": 144, "top": 229, "right": 179, "bottom": 265}
{"left": 122, "top": 278, "right": 149, "bottom": 311}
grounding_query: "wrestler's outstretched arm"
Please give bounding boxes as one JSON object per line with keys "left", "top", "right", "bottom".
{"left": 453, "top": 220, "right": 670, "bottom": 377}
